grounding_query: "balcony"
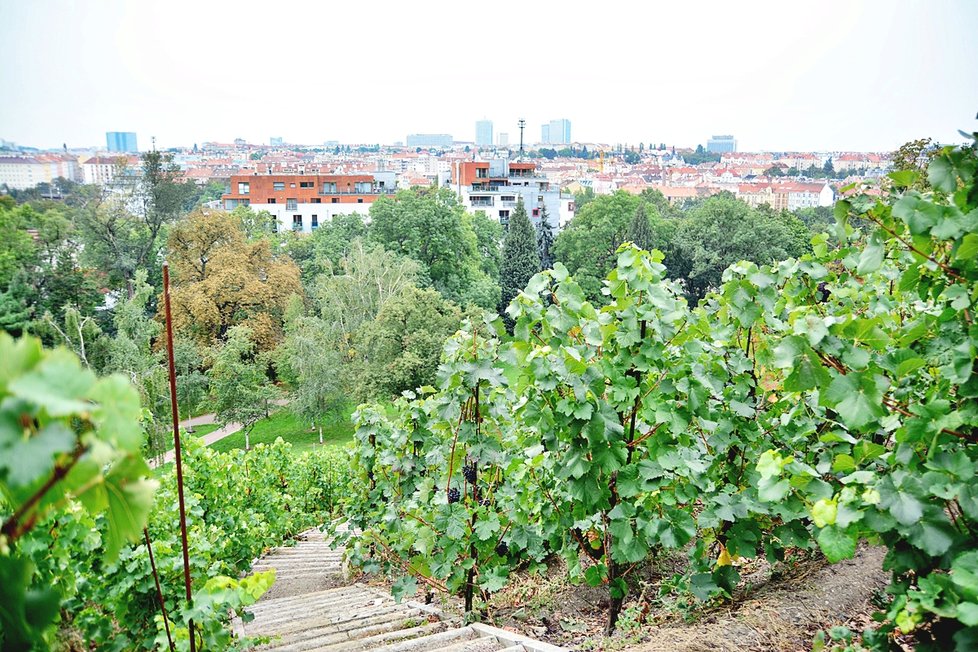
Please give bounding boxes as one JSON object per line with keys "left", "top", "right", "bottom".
{"left": 318, "top": 187, "right": 396, "bottom": 196}
{"left": 470, "top": 197, "right": 493, "bottom": 207}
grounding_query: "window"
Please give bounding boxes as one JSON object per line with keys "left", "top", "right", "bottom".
{"left": 322, "top": 182, "right": 337, "bottom": 193}
{"left": 237, "top": 182, "right": 250, "bottom": 194}
{"left": 357, "top": 198, "right": 363, "bottom": 203}
{"left": 273, "top": 181, "right": 285, "bottom": 191}
{"left": 499, "top": 209, "right": 510, "bottom": 227}
{"left": 532, "top": 208, "right": 539, "bottom": 217}
{"left": 292, "top": 214, "right": 303, "bottom": 231}
{"left": 286, "top": 198, "right": 297, "bottom": 210}
{"left": 300, "top": 181, "right": 313, "bottom": 188}
{"left": 312, "top": 198, "right": 321, "bottom": 203}
{"left": 501, "top": 196, "right": 515, "bottom": 202}
{"left": 268, "top": 198, "right": 276, "bottom": 204}
{"left": 311, "top": 215, "right": 319, "bottom": 230}
{"left": 331, "top": 198, "right": 338, "bottom": 203}
{"left": 290, "top": 183, "right": 296, "bottom": 188}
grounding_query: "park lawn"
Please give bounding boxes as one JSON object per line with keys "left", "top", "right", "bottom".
{"left": 208, "top": 406, "right": 355, "bottom": 454}
{"left": 187, "top": 423, "right": 220, "bottom": 438}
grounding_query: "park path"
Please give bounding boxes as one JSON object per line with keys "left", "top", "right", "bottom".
{"left": 153, "top": 399, "right": 289, "bottom": 467}
{"left": 233, "top": 526, "right": 567, "bottom": 652}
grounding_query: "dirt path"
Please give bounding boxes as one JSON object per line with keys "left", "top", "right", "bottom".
{"left": 627, "top": 546, "right": 888, "bottom": 652}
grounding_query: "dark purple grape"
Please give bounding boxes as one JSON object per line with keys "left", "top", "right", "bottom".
{"left": 495, "top": 542, "right": 508, "bottom": 557}
{"left": 480, "top": 497, "right": 491, "bottom": 507}
{"left": 463, "top": 464, "right": 477, "bottom": 483}
{"left": 817, "top": 281, "right": 831, "bottom": 303}
{"left": 448, "top": 488, "right": 460, "bottom": 504}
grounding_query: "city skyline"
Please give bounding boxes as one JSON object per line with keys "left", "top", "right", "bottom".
{"left": 1, "top": 1, "right": 976, "bottom": 152}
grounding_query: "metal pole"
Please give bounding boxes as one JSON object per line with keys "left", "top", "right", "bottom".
{"left": 162, "top": 262, "right": 196, "bottom": 652}
{"left": 144, "top": 528, "right": 176, "bottom": 652}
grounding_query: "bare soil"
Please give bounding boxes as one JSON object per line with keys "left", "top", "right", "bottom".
{"left": 437, "top": 545, "right": 890, "bottom": 652}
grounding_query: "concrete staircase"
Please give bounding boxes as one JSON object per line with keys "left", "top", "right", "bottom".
{"left": 235, "top": 528, "right": 567, "bottom": 652}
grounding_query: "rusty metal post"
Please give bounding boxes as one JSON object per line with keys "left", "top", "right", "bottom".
{"left": 162, "top": 262, "right": 196, "bottom": 652}
{"left": 144, "top": 528, "right": 175, "bottom": 652}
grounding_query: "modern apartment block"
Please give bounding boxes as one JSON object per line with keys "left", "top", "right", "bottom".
{"left": 221, "top": 171, "right": 397, "bottom": 233}
{"left": 475, "top": 120, "right": 493, "bottom": 147}
{"left": 451, "top": 159, "right": 574, "bottom": 229}
{"left": 106, "top": 131, "right": 138, "bottom": 153}
{"left": 707, "top": 135, "right": 737, "bottom": 153}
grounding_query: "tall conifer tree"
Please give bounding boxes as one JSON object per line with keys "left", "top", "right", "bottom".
{"left": 498, "top": 198, "right": 541, "bottom": 315}
{"left": 536, "top": 204, "right": 556, "bottom": 270}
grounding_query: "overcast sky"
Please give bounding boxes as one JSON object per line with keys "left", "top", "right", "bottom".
{"left": 1, "top": 0, "right": 976, "bottom": 152}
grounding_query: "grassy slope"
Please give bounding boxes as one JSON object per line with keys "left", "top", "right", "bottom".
{"left": 208, "top": 406, "right": 355, "bottom": 454}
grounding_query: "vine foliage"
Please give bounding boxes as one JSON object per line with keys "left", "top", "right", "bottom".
{"left": 344, "top": 136, "right": 978, "bottom": 648}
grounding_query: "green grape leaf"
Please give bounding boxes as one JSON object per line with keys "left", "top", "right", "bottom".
{"left": 816, "top": 525, "right": 857, "bottom": 563}
{"left": 8, "top": 348, "right": 96, "bottom": 417}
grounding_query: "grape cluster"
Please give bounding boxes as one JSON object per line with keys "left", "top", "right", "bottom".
{"left": 447, "top": 488, "right": 460, "bottom": 504}
{"left": 462, "top": 464, "right": 477, "bottom": 483}
{"left": 495, "top": 542, "right": 508, "bottom": 557}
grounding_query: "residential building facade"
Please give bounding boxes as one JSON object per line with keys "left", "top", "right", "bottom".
{"left": 452, "top": 159, "right": 574, "bottom": 229}
{"left": 221, "top": 171, "right": 397, "bottom": 234}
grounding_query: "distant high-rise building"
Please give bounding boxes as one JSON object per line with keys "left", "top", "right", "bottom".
{"left": 475, "top": 120, "right": 493, "bottom": 147}
{"left": 707, "top": 135, "right": 737, "bottom": 153}
{"left": 270, "top": 136, "right": 284, "bottom": 146}
{"left": 540, "top": 119, "right": 571, "bottom": 145}
{"left": 406, "top": 134, "right": 453, "bottom": 148}
{"left": 106, "top": 131, "right": 138, "bottom": 153}
{"left": 498, "top": 132, "right": 509, "bottom": 147}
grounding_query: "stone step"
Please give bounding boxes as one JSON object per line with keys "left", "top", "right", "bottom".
{"left": 248, "top": 586, "right": 383, "bottom": 619}
{"left": 259, "top": 609, "right": 431, "bottom": 651}
{"left": 421, "top": 634, "right": 505, "bottom": 652}
{"left": 300, "top": 621, "right": 451, "bottom": 652}
{"left": 252, "top": 602, "right": 417, "bottom": 638}
{"left": 261, "top": 604, "right": 423, "bottom": 639}
{"left": 249, "top": 594, "right": 393, "bottom": 630}
{"left": 363, "top": 627, "right": 485, "bottom": 652}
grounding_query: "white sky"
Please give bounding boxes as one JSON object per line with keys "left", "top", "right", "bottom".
{"left": 1, "top": 0, "right": 976, "bottom": 152}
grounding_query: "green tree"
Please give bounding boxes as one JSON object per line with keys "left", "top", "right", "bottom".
{"left": 672, "top": 193, "right": 810, "bottom": 302}
{"left": 536, "top": 205, "right": 556, "bottom": 270}
{"left": 498, "top": 198, "right": 540, "bottom": 315}
{"left": 0, "top": 272, "right": 32, "bottom": 336}
{"left": 625, "top": 202, "right": 654, "bottom": 251}
{"left": 76, "top": 152, "right": 191, "bottom": 297}
{"left": 278, "top": 309, "right": 346, "bottom": 443}
{"left": 0, "top": 204, "right": 37, "bottom": 289}
{"left": 356, "top": 286, "right": 464, "bottom": 400}
{"left": 302, "top": 212, "right": 369, "bottom": 280}
{"left": 369, "top": 188, "right": 489, "bottom": 306}
{"left": 553, "top": 191, "right": 642, "bottom": 300}
{"left": 208, "top": 325, "right": 279, "bottom": 450}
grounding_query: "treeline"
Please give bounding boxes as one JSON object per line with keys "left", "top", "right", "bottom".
{"left": 0, "top": 159, "right": 828, "bottom": 458}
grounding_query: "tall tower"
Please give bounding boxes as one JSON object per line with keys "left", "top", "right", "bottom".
{"left": 475, "top": 120, "right": 493, "bottom": 147}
